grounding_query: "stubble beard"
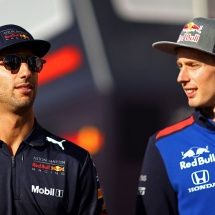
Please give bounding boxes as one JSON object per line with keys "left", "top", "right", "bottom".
{"left": 0, "top": 89, "right": 37, "bottom": 115}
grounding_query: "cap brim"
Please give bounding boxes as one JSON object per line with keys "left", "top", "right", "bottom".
{"left": 0, "top": 40, "right": 50, "bottom": 57}
{"left": 152, "top": 41, "right": 215, "bottom": 57}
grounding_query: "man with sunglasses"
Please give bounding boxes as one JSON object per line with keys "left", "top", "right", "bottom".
{"left": 0, "top": 24, "right": 107, "bottom": 215}
{"left": 136, "top": 17, "right": 215, "bottom": 215}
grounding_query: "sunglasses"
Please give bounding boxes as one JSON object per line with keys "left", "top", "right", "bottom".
{"left": 0, "top": 54, "right": 46, "bottom": 73}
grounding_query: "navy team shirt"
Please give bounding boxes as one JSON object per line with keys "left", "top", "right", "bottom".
{"left": 0, "top": 119, "right": 107, "bottom": 215}
{"left": 136, "top": 108, "right": 215, "bottom": 215}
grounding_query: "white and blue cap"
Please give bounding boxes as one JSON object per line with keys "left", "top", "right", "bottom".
{"left": 153, "top": 17, "right": 215, "bottom": 56}
{"left": 0, "top": 24, "right": 50, "bottom": 57}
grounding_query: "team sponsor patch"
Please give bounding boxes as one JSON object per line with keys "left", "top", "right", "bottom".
{"left": 51, "top": 165, "right": 65, "bottom": 172}
{"left": 1, "top": 29, "right": 30, "bottom": 42}
{"left": 31, "top": 185, "right": 64, "bottom": 198}
{"left": 182, "top": 146, "right": 210, "bottom": 159}
{"left": 33, "top": 156, "right": 66, "bottom": 165}
{"left": 139, "top": 175, "right": 147, "bottom": 181}
{"left": 179, "top": 146, "right": 215, "bottom": 170}
{"left": 98, "top": 188, "right": 103, "bottom": 199}
{"left": 177, "top": 33, "right": 200, "bottom": 43}
{"left": 177, "top": 22, "right": 203, "bottom": 43}
{"left": 137, "top": 187, "right": 146, "bottom": 195}
{"left": 32, "top": 157, "right": 66, "bottom": 176}
{"left": 188, "top": 170, "right": 215, "bottom": 193}
{"left": 182, "top": 22, "right": 203, "bottom": 33}
{"left": 46, "top": 137, "right": 65, "bottom": 150}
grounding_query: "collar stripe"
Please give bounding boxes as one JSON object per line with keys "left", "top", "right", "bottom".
{"left": 156, "top": 115, "right": 194, "bottom": 139}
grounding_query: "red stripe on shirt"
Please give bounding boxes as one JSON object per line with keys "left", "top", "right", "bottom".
{"left": 156, "top": 115, "right": 194, "bottom": 139}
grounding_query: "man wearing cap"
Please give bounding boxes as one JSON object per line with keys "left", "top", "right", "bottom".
{"left": 135, "top": 17, "right": 215, "bottom": 215}
{"left": 0, "top": 24, "right": 107, "bottom": 215}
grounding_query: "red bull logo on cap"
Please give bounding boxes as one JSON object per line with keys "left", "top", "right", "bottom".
{"left": 177, "top": 22, "right": 203, "bottom": 43}
{"left": 183, "top": 22, "right": 203, "bottom": 34}
{"left": 177, "top": 33, "right": 200, "bottom": 43}
{"left": 20, "top": 33, "right": 29, "bottom": 39}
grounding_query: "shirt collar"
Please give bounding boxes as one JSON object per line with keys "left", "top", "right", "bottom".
{"left": 23, "top": 118, "right": 46, "bottom": 147}
{"left": 194, "top": 108, "right": 215, "bottom": 131}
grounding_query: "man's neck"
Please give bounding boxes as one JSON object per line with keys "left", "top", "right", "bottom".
{"left": 0, "top": 109, "right": 34, "bottom": 155}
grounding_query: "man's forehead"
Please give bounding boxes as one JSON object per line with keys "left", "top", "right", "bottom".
{"left": 176, "top": 47, "right": 215, "bottom": 66}
{"left": 177, "top": 47, "right": 210, "bottom": 58}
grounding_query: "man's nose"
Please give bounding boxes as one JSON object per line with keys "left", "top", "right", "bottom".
{"left": 177, "top": 67, "right": 190, "bottom": 83}
{"left": 18, "top": 62, "right": 32, "bottom": 78}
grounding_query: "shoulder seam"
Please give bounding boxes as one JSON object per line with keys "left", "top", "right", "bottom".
{"left": 156, "top": 115, "right": 194, "bottom": 139}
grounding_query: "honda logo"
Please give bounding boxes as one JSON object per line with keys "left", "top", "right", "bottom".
{"left": 191, "top": 170, "right": 209, "bottom": 185}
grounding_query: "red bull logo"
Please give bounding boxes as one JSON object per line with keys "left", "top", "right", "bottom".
{"left": 179, "top": 146, "right": 215, "bottom": 170}
{"left": 183, "top": 22, "right": 203, "bottom": 34}
{"left": 182, "top": 146, "right": 210, "bottom": 159}
{"left": 177, "top": 33, "right": 200, "bottom": 43}
{"left": 4, "top": 34, "right": 19, "bottom": 39}
{"left": 32, "top": 162, "right": 50, "bottom": 170}
{"left": 51, "top": 165, "right": 65, "bottom": 172}
{"left": 20, "top": 33, "right": 29, "bottom": 39}
{"left": 4, "top": 33, "right": 29, "bottom": 40}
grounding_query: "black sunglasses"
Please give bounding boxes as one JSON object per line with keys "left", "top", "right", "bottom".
{"left": 0, "top": 54, "right": 46, "bottom": 73}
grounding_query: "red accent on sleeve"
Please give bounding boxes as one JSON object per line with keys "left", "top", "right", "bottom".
{"left": 156, "top": 115, "right": 194, "bottom": 139}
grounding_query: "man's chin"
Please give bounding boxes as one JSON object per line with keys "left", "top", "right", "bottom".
{"left": 11, "top": 99, "right": 35, "bottom": 114}
{"left": 187, "top": 98, "right": 200, "bottom": 108}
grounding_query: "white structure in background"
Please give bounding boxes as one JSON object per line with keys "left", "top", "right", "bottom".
{"left": 110, "top": 0, "right": 209, "bottom": 24}
{"left": 0, "top": 0, "right": 74, "bottom": 40}
{"left": 73, "top": 0, "right": 115, "bottom": 95}
{"left": 0, "top": 0, "right": 115, "bottom": 95}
